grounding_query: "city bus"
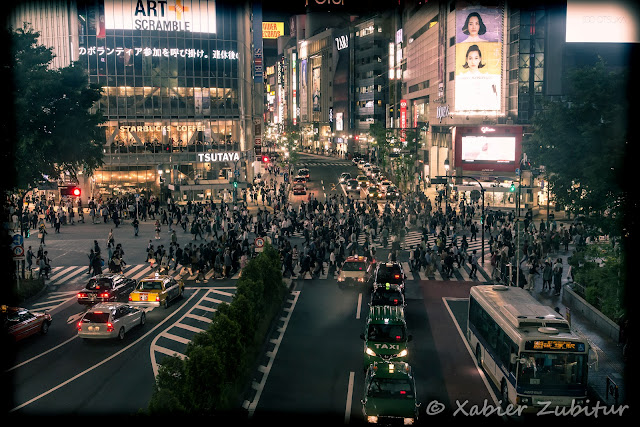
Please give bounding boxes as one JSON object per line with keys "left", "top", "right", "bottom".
{"left": 467, "top": 285, "right": 590, "bottom": 412}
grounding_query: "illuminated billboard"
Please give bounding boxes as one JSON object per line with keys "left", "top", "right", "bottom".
{"left": 461, "top": 136, "right": 515, "bottom": 163}
{"left": 566, "top": 0, "right": 640, "bottom": 43}
{"left": 454, "top": 1, "right": 503, "bottom": 114}
{"left": 103, "top": 0, "right": 216, "bottom": 34}
{"left": 262, "top": 22, "right": 284, "bottom": 39}
{"left": 454, "top": 126, "right": 522, "bottom": 173}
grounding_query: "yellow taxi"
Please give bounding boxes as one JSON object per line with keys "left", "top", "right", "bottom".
{"left": 128, "top": 274, "right": 184, "bottom": 309}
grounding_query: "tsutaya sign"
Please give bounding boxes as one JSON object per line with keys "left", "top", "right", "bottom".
{"left": 104, "top": 0, "right": 217, "bottom": 34}
{"left": 197, "top": 152, "right": 240, "bottom": 162}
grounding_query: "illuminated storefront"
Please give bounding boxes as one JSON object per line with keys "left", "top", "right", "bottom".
{"left": 76, "top": 0, "right": 253, "bottom": 200}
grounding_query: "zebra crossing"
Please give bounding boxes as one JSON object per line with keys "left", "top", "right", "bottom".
{"left": 284, "top": 228, "right": 489, "bottom": 252}
{"left": 297, "top": 162, "right": 352, "bottom": 168}
{"left": 42, "top": 258, "right": 494, "bottom": 288}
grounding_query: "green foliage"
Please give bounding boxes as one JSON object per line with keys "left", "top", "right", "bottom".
{"left": 524, "top": 59, "right": 627, "bottom": 235}
{"left": 569, "top": 243, "right": 625, "bottom": 322}
{"left": 6, "top": 24, "right": 105, "bottom": 190}
{"left": 147, "top": 244, "right": 287, "bottom": 415}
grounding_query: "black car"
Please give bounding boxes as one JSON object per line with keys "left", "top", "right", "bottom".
{"left": 77, "top": 273, "right": 137, "bottom": 306}
{"left": 385, "top": 185, "right": 400, "bottom": 200}
{"left": 373, "top": 262, "right": 407, "bottom": 294}
{"left": 369, "top": 284, "right": 405, "bottom": 307}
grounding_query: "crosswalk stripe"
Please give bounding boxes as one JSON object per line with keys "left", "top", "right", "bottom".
{"left": 459, "top": 266, "right": 471, "bottom": 281}
{"left": 401, "top": 262, "right": 414, "bottom": 280}
{"left": 49, "top": 266, "right": 76, "bottom": 281}
{"left": 132, "top": 265, "right": 154, "bottom": 280}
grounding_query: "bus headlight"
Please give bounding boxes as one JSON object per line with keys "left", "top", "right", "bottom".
{"left": 517, "top": 396, "right": 531, "bottom": 405}
{"left": 367, "top": 416, "right": 378, "bottom": 423}
{"left": 366, "top": 347, "right": 377, "bottom": 357}
{"left": 403, "top": 418, "right": 415, "bottom": 425}
{"left": 398, "top": 349, "right": 408, "bottom": 357}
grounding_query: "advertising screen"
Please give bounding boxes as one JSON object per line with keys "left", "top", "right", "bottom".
{"left": 454, "top": 1, "right": 503, "bottom": 114}
{"left": 461, "top": 136, "right": 515, "bottom": 163}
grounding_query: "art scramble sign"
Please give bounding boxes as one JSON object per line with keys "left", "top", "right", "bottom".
{"left": 103, "top": 0, "right": 217, "bottom": 34}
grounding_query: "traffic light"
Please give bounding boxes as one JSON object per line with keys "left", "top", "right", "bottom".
{"left": 510, "top": 182, "right": 515, "bottom": 192}
{"left": 233, "top": 180, "right": 238, "bottom": 188}
{"left": 60, "top": 186, "right": 81, "bottom": 197}
{"left": 262, "top": 155, "right": 270, "bottom": 163}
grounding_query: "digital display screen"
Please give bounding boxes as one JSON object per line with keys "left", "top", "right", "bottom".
{"left": 461, "top": 136, "right": 516, "bottom": 163}
{"left": 525, "top": 340, "right": 586, "bottom": 352}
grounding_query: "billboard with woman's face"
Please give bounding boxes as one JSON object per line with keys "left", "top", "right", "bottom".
{"left": 455, "top": 2, "right": 503, "bottom": 113}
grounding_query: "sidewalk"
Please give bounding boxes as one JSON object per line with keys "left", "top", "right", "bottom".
{"left": 481, "top": 234, "right": 627, "bottom": 406}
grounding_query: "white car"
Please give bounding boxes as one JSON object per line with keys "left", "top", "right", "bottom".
{"left": 339, "top": 172, "right": 352, "bottom": 183}
{"left": 77, "top": 302, "right": 145, "bottom": 340}
{"left": 363, "top": 163, "right": 372, "bottom": 175}
{"left": 358, "top": 160, "right": 366, "bottom": 169}
{"left": 379, "top": 180, "right": 392, "bottom": 194}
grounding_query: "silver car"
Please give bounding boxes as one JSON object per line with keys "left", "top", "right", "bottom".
{"left": 77, "top": 302, "right": 146, "bottom": 340}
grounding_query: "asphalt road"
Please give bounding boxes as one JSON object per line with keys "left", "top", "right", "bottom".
{"left": 8, "top": 154, "right": 497, "bottom": 420}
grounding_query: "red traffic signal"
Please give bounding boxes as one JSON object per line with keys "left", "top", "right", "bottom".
{"left": 60, "top": 186, "right": 81, "bottom": 197}
{"left": 262, "top": 155, "right": 270, "bottom": 163}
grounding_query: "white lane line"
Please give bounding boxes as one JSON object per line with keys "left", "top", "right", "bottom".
{"left": 345, "top": 371, "right": 355, "bottom": 424}
{"left": 245, "top": 291, "right": 300, "bottom": 417}
{"left": 356, "top": 293, "right": 363, "bottom": 319}
{"left": 10, "top": 289, "right": 203, "bottom": 412}
{"left": 442, "top": 297, "right": 499, "bottom": 407}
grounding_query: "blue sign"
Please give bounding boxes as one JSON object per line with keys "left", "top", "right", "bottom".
{"left": 515, "top": 168, "right": 520, "bottom": 177}
{"left": 12, "top": 234, "right": 24, "bottom": 247}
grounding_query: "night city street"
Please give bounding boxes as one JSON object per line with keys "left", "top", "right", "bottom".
{"left": 1, "top": 0, "right": 637, "bottom": 424}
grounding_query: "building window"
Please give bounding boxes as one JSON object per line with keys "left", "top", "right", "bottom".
{"left": 449, "top": 71, "right": 454, "bottom": 81}
{"left": 449, "top": 36, "right": 455, "bottom": 47}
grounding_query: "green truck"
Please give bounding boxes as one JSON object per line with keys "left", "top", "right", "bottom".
{"left": 360, "top": 305, "right": 412, "bottom": 370}
{"left": 361, "top": 361, "right": 420, "bottom": 424}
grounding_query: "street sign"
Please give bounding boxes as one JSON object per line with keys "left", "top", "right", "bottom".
{"left": 515, "top": 168, "right": 520, "bottom": 177}
{"left": 11, "top": 234, "right": 24, "bottom": 260}
{"left": 430, "top": 177, "right": 448, "bottom": 185}
{"left": 255, "top": 237, "right": 265, "bottom": 252}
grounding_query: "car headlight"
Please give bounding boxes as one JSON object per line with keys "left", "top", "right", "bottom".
{"left": 367, "top": 416, "right": 379, "bottom": 424}
{"left": 403, "top": 417, "right": 415, "bottom": 425}
{"left": 358, "top": 277, "right": 365, "bottom": 282}
{"left": 398, "top": 349, "right": 408, "bottom": 357}
{"left": 366, "top": 347, "right": 377, "bottom": 357}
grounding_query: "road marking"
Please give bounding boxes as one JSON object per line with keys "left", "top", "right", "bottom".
{"left": 356, "top": 293, "right": 363, "bottom": 319}
{"left": 442, "top": 297, "right": 500, "bottom": 407}
{"left": 9, "top": 289, "right": 202, "bottom": 412}
{"left": 245, "top": 291, "right": 300, "bottom": 417}
{"left": 345, "top": 371, "right": 355, "bottom": 424}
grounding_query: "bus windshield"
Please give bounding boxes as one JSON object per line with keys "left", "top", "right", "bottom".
{"left": 518, "top": 352, "right": 587, "bottom": 388}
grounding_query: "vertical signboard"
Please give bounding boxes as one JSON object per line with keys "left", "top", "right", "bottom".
{"left": 253, "top": 3, "right": 263, "bottom": 83}
{"left": 454, "top": 1, "right": 503, "bottom": 113}
{"left": 292, "top": 52, "right": 297, "bottom": 125}
{"left": 312, "top": 66, "right": 321, "bottom": 112}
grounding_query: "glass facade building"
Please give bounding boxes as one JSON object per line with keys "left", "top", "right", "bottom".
{"left": 74, "top": 0, "right": 253, "bottom": 201}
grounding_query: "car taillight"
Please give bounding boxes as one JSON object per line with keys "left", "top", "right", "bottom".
{"left": 156, "top": 295, "right": 160, "bottom": 302}
{"left": 99, "top": 292, "right": 110, "bottom": 299}
{"left": 77, "top": 292, "right": 86, "bottom": 299}
{"left": 394, "top": 274, "right": 400, "bottom": 279}
{"left": 107, "top": 322, "right": 114, "bottom": 332}
{"left": 128, "top": 295, "right": 132, "bottom": 301}
{"left": 77, "top": 321, "right": 82, "bottom": 331}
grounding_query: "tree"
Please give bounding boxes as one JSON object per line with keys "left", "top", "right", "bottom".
{"left": 6, "top": 24, "right": 105, "bottom": 191}
{"left": 524, "top": 59, "right": 627, "bottom": 235}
